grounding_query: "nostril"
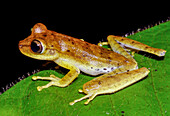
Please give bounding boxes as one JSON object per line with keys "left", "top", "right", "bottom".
{"left": 19, "top": 44, "right": 23, "bottom": 48}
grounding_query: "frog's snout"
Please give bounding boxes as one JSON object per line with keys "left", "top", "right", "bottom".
{"left": 19, "top": 41, "right": 23, "bottom": 50}
{"left": 18, "top": 40, "right": 31, "bottom": 55}
{"left": 18, "top": 40, "right": 25, "bottom": 49}
{"left": 19, "top": 44, "right": 23, "bottom": 49}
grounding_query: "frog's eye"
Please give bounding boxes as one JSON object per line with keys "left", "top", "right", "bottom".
{"left": 31, "top": 40, "right": 44, "bottom": 53}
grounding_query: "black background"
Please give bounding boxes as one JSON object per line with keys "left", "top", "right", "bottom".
{"left": 1, "top": 8, "right": 169, "bottom": 91}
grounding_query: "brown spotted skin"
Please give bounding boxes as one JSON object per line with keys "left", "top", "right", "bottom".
{"left": 19, "top": 23, "right": 166, "bottom": 105}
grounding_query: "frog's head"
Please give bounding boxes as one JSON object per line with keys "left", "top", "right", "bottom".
{"left": 19, "top": 23, "right": 59, "bottom": 60}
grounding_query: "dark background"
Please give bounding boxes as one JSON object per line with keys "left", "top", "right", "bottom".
{"left": 1, "top": 9, "right": 169, "bottom": 92}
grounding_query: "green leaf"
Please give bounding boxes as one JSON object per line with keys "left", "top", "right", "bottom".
{"left": 0, "top": 21, "right": 169, "bottom": 116}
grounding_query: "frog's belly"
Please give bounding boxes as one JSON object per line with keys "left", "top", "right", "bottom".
{"left": 57, "top": 57, "right": 118, "bottom": 76}
{"left": 77, "top": 63, "right": 117, "bottom": 76}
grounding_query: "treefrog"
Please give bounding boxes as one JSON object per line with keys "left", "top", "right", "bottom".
{"left": 19, "top": 23, "right": 166, "bottom": 105}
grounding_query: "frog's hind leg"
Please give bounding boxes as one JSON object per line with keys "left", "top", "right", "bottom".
{"left": 107, "top": 35, "right": 166, "bottom": 57}
{"left": 70, "top": 67, "right": 150, "bottom": 105}
{"left": 107, "top": 35, "right": 137, "bottom": 63}
{"left": 98, "top": 36, "right": 137, "bottom": 64}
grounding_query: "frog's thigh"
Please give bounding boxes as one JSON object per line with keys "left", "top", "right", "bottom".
{"left": 70, "top": 67, "right": 150, "bottom": 105}
{"left": 98, "top": 35, "right": 136, "bottom": 63}
{"left": 107, "top": 35, "right": 136, "bottom": 63}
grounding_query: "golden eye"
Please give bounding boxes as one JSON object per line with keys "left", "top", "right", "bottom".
{"left": 31, "top": 40, "right": 44, "bottom": 53}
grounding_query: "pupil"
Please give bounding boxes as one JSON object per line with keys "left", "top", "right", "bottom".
{"left": 31, "top": 40, "right": 42, "bottom": 53}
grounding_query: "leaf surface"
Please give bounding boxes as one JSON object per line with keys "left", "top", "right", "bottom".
{"left": 0, "top": 21, "right": 169, "bottom": 116}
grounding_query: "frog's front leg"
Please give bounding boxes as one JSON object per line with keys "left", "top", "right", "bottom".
{"left": 70, "top": 67, "right": 150, "bottom": 105}
{"left": 32, "top": 60, "right": 80, "bottom": 91}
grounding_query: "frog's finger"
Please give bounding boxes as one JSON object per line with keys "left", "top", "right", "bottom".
{"left": 36, "top": 81, "right": 57, "bottom": 91}
{"left": 32, "top": 75, "right": 59, "bottom": 81}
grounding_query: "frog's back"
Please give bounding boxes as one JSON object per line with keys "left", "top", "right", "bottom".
{"left": 50, "top": 31, "right": 127, "bottom": 61}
